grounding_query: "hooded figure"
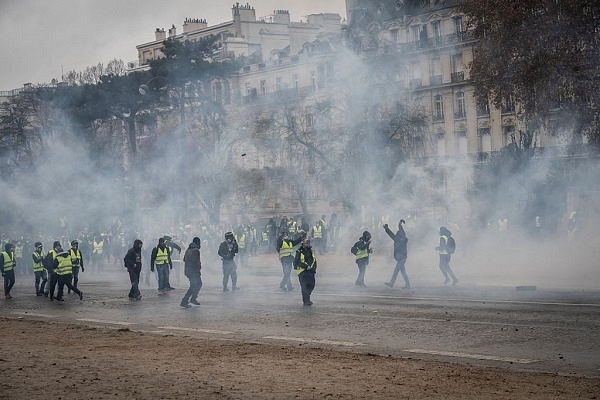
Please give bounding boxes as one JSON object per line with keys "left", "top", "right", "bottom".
{"left": 436, "top": 226, "right": 458, "bottom": 285}
{"left": 353, "top": 230, "right": 372, "bottom": 287}
{"left": 180, "top": 237, "right": 202, "bottom": 308}
{"left": 218, "top": 232, "right": 239, "bottom": 291}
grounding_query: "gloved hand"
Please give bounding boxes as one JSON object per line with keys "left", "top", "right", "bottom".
{"left": 151, "top": 268, "right": 155, "bottom": 273}
{"left": 169, "top": 265, "right": 173, "bottom": 270}
{"left": 1, "top": 272, "right": 4, "bottom": 277}
{"left": 81, "top": 267, "right": 85, "bottom": 272}
{"left": 383, "top": 224, "right": 388, "bottom": 229}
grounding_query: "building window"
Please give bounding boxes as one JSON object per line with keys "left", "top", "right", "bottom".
{"left": 390, "top": 28, "right": 399, "bottom": 44}
{"left": 411, "top": 25, "right": 421, "bottom": 42}
{"left": 276, "top": 77, "right": 283, "bottom": 91}
{"left": 453, "top": 16, "right": 463, "bottom": 35}
{"left": 434, "top": 95, "right": 444, "bottom": 121}
{"left": 502, "top": 95, "right": 515, "bottom": 114}
{"left": 293, "top": 74, "right": 299, "bottom": 91}
{"left": 311, "top": 71, "right": 317, "bottom": 91}
{"left": 245, "top": 82, "right": 252, "bottom": 96}
{"left": 436, "top": 132, "right": 446, "bottom": 156}
{"left": 478, "top": 128, "right": 491, "bottom": 152}
{"left": 432, "top": 20, "right": 442, "bottom": 43}
{"left": 430, "top": 57, "right": 442, "bottom": 85}
{"left": 455, "top": 91, "right": 466, "bottom": 119}
{"left": 306, "top": 107, "right": 315, "bottom": 128}
{"left": 503, "top": 125, "right": 515, "bottom": 145}
{"left": 457, "top": 131, "right": 468, "bottom": 154}
{"left": 477, "top": 98, "right": 490, "bottom": 116}
{"left": 260, "top": 80, "right": 266, "bottom": 95}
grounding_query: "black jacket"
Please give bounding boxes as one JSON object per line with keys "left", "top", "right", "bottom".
{"left": 124, "top": 246, "right": 142, "bottom": 271}
{"left": 183, "top": 242, "right": 201, "bottom": 276}
{"left": 218, "top": 240, "right": 238, "bottom": 262}
{"left": 384, "top": 225, "right": 408, "bottom": 260}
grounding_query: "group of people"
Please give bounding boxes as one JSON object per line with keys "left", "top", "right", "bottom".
{"left": 348, "top": 220, "right": 459, "bottom": 290}
{"left": 1, "top": 240, "right": 84, "bottom": 301}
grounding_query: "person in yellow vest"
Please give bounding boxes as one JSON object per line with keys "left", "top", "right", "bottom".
{"left": 91, "top": 234, "right": 104, "bottom": 273}
{"left": 352, "top": 231, "right": 372, "bottom": 287}
{"left": 50, "top": 243, "right": 83, "bottom": 301}
{"left": 311, "top": 221, "right": 324, "bottom": 255}
{"left": 163, "top": 236, "right": 181, "bottom": 290}
{"left": 293, "top": 238, "right": 317, "bottom": 306}
{"left": 1, "top": 242, "right": 16, "bottom": 300}
{"left": 44, "top": 241, "right": 61, "bottom": 300}
{"left": 276, "top": 230, "right": 305, "bottom": 291}
{"left": 32, "top": 242, "right": 47, "bottom": 296}
{"left": 69, "top": 240, "right": 84, "bottom": 293}
{"left": 435, "top": 227, "right": 458, "bottom": 286}
{"left": 319, "top": 215, "right": 329, "bottom": 253}
{"left": 236, "top": 227, "right": 247, "bottom": 268}
{"left": 150, "top": 238, "right": 173, "bottom": 295}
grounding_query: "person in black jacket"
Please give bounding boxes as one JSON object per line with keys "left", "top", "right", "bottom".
{"left": 123, "top": 239, "right": 143, "bottom": 300}
{"left": 293, "top": 238, "right": 317, "bottom": 306}
{"left": 180, "top": 237, "right": 202, "bottom": 308}
{"left": 218, "top": 232, "right": 239, "bottom": 291}
{"left": 383, "top": 219, "right": 411, "bottom": 289}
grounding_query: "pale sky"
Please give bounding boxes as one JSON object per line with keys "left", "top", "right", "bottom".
{"left": 0, "top": 0, "right": 347, "bottom": 90}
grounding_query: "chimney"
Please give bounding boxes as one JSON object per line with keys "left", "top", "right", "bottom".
{"left": 168, "top": 24, "right": 177, "bottom": 37}
{"left": 183, "top": 18, "right": 208, "bottom": 33}
{"left": 155, "top": 28, "right": 166, "bottom": 41}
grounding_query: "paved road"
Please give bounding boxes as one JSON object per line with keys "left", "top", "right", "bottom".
{"left": 3, "top": 254, "right": 599, "bottom": 378}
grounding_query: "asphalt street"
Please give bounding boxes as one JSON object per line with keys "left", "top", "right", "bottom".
{"left": 2, "top": 253, "right": 599, "bottom": 378}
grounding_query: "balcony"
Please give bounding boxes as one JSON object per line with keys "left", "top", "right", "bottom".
{"left": 410, "top": 78, "right": 422, "bottom": 89}
{"left": 451, "top": 71, "right": 465, "bottom": 83}
{"left": 430, "top": 75, "right": 442, "bottom": 86}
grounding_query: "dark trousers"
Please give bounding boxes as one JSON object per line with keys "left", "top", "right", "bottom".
{"left": 222, "top": 261, "right": 237, "bottom": 289}
{"left": 3, "top": 270, "right": 15, "bottom": 295}
{"left": 280, "top": 257, "right": 294, "bottom": 290}
{"left": 298, "top": 270, "right": 316, "bottom": 304}
{"left": 439, "top": 254, "right": 458, "bottom": 283}
{"left": 69, "top": 266, "right": 80, "bottom": 292}
{"left": 57, "top": 274, "right": 81, "bottom": 299}
{"left": 128, "top": 267, "right": 141, "bottom": 298}
{"left": 355, "top": 258, "right": 368, "bottom": 286}
{"left": 156, "top": 264, "right": 169, "bottom": 291}
{"left": 34, "top": 270, "right": 48, "bottom": 295}
{"left": 46, "top": 272, "right": 58, "bottom": 298}
{"left": 389, "top": 257, "right": 410, "bottom": 288}
{"left": 182, "top": 273, "right": 202, "bottom": 304}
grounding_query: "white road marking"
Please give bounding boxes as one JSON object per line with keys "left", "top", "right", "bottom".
{"left": 77, "top": 318, "right": 133, "bottom": 326}
{"left": 405, "top": 349, "right": 539, "bottom": 364}
{"left": 12, "top": 311, "right": 55, "bottom": 318}
{"left": 158, "top": 326, "right": 233, "bottom": 335}
{"left": 264, "top": 336, "right": 363, "bottom": 347}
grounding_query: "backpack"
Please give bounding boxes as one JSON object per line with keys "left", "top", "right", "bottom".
{"left": 350, "top": 242, "right": 359, "bottom": 255}
{"left": 446, "top": 236, "right": 456, "bottom": 255}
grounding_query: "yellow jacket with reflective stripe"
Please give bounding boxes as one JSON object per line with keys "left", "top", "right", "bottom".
{"left": 33, "top": 250, "right": 46, "bottom": 272}
{"left": 155, "top": 247, "right": 169, "bottom": 265}
{"left": 1, "top": 251, "right": 15, "bottom": 272}
{"left": 55, "top": 253, "right": 73, "bottom": 275}
{"left": 279, "top": 241, "right": 294, "bottom": 259}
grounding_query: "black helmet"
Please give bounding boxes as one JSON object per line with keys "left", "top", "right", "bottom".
{"left": 71, "top": 240, "right": 79, "bottom": 246}
{"left": 224, "top": 231, "right": 234, "bottom": 239}
{"left": 34, "top": 242, "right": 43, "bottom": 248}
{"left": 362, "top": 230, "right": 371, "bottom": 241}
{"left": 4, "top": 243, "right": 14, "bottom": 252}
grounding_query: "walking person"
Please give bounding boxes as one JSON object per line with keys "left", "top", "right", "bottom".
{"left": 436, "top": 226, "right": 458, "bottom": 285}
{"left": 51, "top": 243, "right": 83, "bottom": 301}
{"left": 180, "top": 237, "right": 202, "bottom": 308}
{"left": 1, "top": 242, "right": 16, "bottom": 300}
{"left": 124, "top": 239, "right": 143, "bottom": 300}
{"left": 32, "top": 242, "right": 47, "bottom": 296}
{"left": 68, "top": 240, "right": 84, "bottom": 293}
{"left": 294, "top": 238, "right": 317, "bottom": 306}
{"left": 383, "top": 220, "right": 411, "bottom": 289}
{"left": 218, "top": 232, "right": 239, "bottom": 291}
{"left": 352, "top": 231, "right": 372, "bottom": 287}
{"left": 276, "top": 230, "right": 304, "bottom": 291}
{"left": 44, "top": 241, "right": 61, "bottom": 300}
{"left": 150, "top": 237, "right": 173, "bottom": 295}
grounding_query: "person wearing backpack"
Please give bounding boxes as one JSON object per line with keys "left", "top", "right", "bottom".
{"left": 352, "top": 231, "right": 372, "bottom": 287}
{"left": 435, "top": 226, "right": 458, "bottom": 285}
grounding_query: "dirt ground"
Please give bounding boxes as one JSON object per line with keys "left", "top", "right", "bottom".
{"left": 0, "top": 318, "right": 598, "bottom": 399}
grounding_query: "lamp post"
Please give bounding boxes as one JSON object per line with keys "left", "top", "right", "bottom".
{"left": 139, "top": 77, "right": 189, "bottom": 224}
